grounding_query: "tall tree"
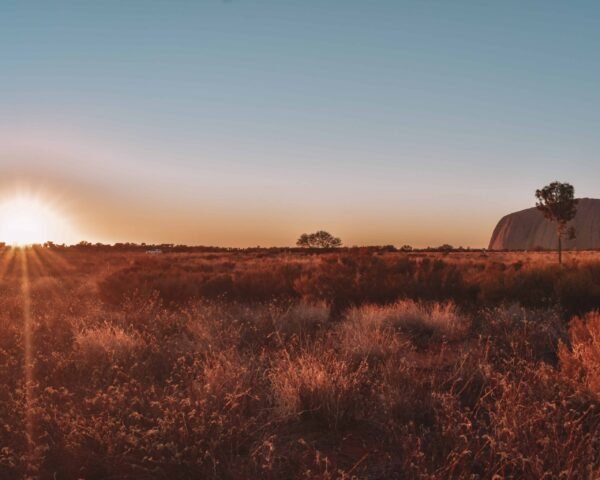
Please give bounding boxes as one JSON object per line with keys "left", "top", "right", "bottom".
{"left": 535, "top": 181, "right": 578, "bottom": 264}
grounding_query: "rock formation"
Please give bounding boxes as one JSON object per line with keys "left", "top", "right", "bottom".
{"left": 488, "top": 198, "right": 600, "bottom": 250}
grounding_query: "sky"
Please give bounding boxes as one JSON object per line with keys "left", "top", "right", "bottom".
{"left": 1, "top": 0, "right": 600, "bottom": 247}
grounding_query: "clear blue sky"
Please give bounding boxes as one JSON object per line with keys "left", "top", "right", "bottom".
{"left": 1, "top": 1, "right": 599, "bottom": 246}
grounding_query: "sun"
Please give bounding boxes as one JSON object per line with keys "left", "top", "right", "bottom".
{"left": 0, "top": 195, "right": 74, "bottom": 246}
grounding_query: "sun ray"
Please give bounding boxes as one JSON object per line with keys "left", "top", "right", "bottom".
{"left": 38, "top": 247, "right": 76, "bottom": 274}
{"left": 3, "top": 248, "right": 19, "bottom": 280}
{"left": 18, "top": 248, "right": 35, "bottom": 474}
{"left": 0, "top": 247, "right": 16, "bottom": 282}
{"left": 26, "top": 248, "right": 45, "bottom": 280}
{"left": 29, "top": 247, "right": 76, "bottom": 293}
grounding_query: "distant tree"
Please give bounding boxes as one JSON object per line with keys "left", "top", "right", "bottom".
{"left": 296, "top": 230, "right": 342, "bottom": 248}
{"left": 400, "top": 245, "right": 413, "bottom": 252}
{"left": 438, "top": 244, "right": 454, "bottom": 252}
{"left": 535, "top": 181, "right": 578, "bottom": 264}
{"left": 312, "top": 231, "right": 342, "bottom": 248}
{"left": 296, "top": 233, "right": 311, "bottom": 248}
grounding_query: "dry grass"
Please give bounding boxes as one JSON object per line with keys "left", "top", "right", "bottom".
{"left": 0, "top": 247, "right": 599, "bottom": 478}
{"left": 74, "top": 324, "right": 144, "bottom": 365}
{"left": 344, "top": 300, "right": 468, "bottom": 350}
{"left": 560, "top": 311, "right": 600, "bottom": 395}
{"left": 269, "top": 348, "right": 371, "bottom": 430}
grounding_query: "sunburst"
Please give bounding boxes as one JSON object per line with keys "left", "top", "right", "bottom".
{"left": 0, "top": 193, "right": 76, "bottom": 246}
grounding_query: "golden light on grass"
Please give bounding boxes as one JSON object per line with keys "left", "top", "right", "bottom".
{"left": 0, "top": 193, "right": 76, "bottom": 246}
{"left": 18, "top": 248, "right": 34, "bottom": 469}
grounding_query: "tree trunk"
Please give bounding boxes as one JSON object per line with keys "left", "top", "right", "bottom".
{"left": 558, "top": 234, "right": 562, "bottom": 265}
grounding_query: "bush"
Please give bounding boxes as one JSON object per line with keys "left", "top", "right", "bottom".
{"left": 269, "top": 349, "right": 371, "bottom": 430}
{"left": 560, "top": 311, "right": 600, "bottom": 395}
{"left": 74, "top": 324, "right": 144, "bottom": 368}
{"left": 344, "top": 300, "right": 469, "bottom": 350}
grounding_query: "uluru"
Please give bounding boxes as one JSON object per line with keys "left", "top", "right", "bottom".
{"left": 489, "top": 198, "right": 600, "bottom": 250}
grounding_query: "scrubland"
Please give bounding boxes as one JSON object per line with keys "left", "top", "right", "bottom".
{"left": 1, "top": 247, "right": 600, "bottom": 479}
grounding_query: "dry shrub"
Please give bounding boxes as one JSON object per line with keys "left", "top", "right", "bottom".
{"left": 555, "top": 265, "right": 600, "bottom": 315}
{"left": 339, "top": 306, "right": 412, "bottom": 364}
{"left": 378, "top": 353, "right": 437, "bottom": 427}
{"left": 74, "top": 324, "right": 144, "bottom": 367}
{"left": 481, "top": 305, "right": 567, "bottom": 365}
{"left": 380, "top": 347, "right": 600, "bottom": 479}
{"left": 172, "top": 350, "right": 267, "bottom": 471}
{"left": 560, "top": 311, "right": 600, "bottom": 395}
{"left": 190, "top": 300, "right": 330, "bottom": 350}
{"left": 272, "top": 302, "right": 330, "bottom": 340}
{"left": 269, "top": 349, "right": 370, "bottom": 430}
{"left": 98, "top": 249, "right": 600, "bottom": 314}
{"left": 344, "top": 300, "right": 468, "bottom": 351}
{"left": 432, "top": 363, "right": 600, "bottom": 479}
{"left": 50, "top": 350, "right": 267, "bottom": 479}
{"left": 181, "top": 302, "right": 244, "bottom": 354}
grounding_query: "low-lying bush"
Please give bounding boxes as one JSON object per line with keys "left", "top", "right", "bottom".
{"left": 269, "top": 348, "right": 371, "bottom": 430}
{"left": 560, "top": 311, "right": 600, "bottom": 395}
{"left": 344, "top": 300, "right": 469, "bottom": 351}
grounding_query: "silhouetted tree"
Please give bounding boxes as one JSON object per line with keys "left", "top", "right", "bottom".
{"left": 535, "top": 181, "right": 578, "bottom": 264}
{"left": 296, "top": 230, "right": 342, "bottom": 248}
{"left": 296, "top": 233, "right": 311, "bottom": 248}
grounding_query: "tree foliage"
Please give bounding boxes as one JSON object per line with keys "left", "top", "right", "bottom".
{"left": 535, "top": 181, "right": 578, "bottom": 264}
{"left": 296, "top": 230, "right": 342, "bottom": 248}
